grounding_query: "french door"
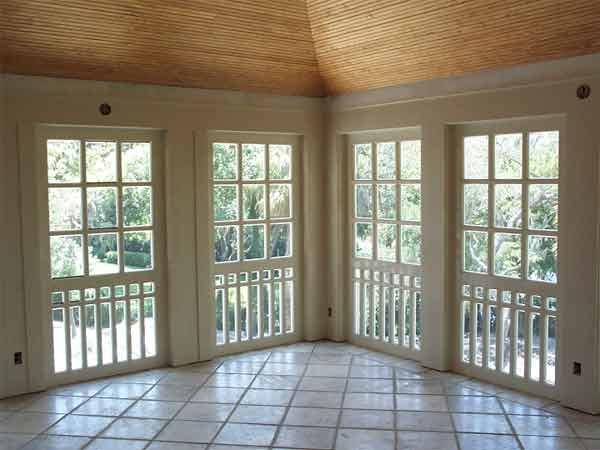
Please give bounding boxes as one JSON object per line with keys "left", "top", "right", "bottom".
{"left": 209, "top": 132, "right": 302, "bottom": 354}
{"left": 348, "top": 130, "right": 424, "bottom": 357}
{"left": 37, "top": 126, "right": 166, "bottom": 385}
{"left": 456, "top": 118, "right": 562, "bottom": 397}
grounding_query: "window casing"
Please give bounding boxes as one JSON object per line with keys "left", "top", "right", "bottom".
{"left": 458, "top": 121, "right": 560, "bottom": 389}
{"left": 349, "top": 131, "right": 423, "bottom": 353}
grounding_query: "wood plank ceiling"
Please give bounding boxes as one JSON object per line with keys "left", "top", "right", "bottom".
{"left": 306, "top": 0, "right": 600, "bottom": 94}
{"left": 3, "top": 0, "right": 600, "bottom": 96}
{"left": 1, "top": 0, "right": 325, "bottom": 96}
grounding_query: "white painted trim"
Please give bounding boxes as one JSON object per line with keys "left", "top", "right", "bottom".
{"left": 328, "top": 53, "right": 600, "bottom": 111}
{"left": 2, "top": 73, "right": 325, "bottom": 113}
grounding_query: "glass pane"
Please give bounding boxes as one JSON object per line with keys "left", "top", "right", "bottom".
{"left": 464, "top": 231, "right": 488, "bottom": 274}
{"left": 415, "top": 292, "right": 422, "bottom": 350}
{"left": 51, "top": 235, "right": 84, "bottom": 278}
{"left": 130, "top": 299, "right": 141, "bottom": 360}
{"left": 495, "top": 133, "right": 522, "bottom": 179}
{"left": 373, "top": 286, "right": 380, "bottom": 339}
{"left": 213, "top": 143, "right": 238, "bottom": 181}
{"left": 243, "top": 224, "right": 265, "bottom": 260}
{"left": 501, "top": 308, "right": 512, "bottom": 374}
{"left": 284, "top": 280, "right": 294, "bottom": 334}
{"left": 88, "top": 233, "right": 119, "bottom": 275}
{"left": 262, "top": 284, "right": 271, "bottom": 337}
{"left": 52, "top": 308, "right": 67, "bottom": 373}
{"left": 87, "top": 187, "right": 117, "bottom": 229}
{"left": 214, "top": 225, "right": 239, "bottom": 263}
{"left": 404, "top": 290, "right": 411, "bottom": 346}
{"left": 494, "top": 233, "right": 521, "bottom": 278}
{"left": 86, "top": 141, "right": 117, "bottom": 182}
{"left": 115, "top": 301, "right": 127, "bottom": 362}
{"left": 464, "top": 136, "right": 488, "bottom": 180}
{"left": 462, "top": 302, "right": 471, "bottom": 363}
{"left": 124, "top": 231, "right": 153, "bottom": 272}
{"left": 85, "top": 304, "right": 98, "bottom": 368}
{"left": 475, "top": 303, "right": 483, "bottom": 367}
{"left": 270, "top": 184, "right": 291, "bottom": 219}
{"left": 213, "top": 185, "right": 238, "bottom": 222}
{"left": 528, "top": 235, "right": 558, "bottom": 283}
{"left": 546, "top": 316, "right": 557, "bottom": 385}
{"left": 143, "top": 298, "right": 156, "bottom": 357}
{"left": 226, "top": 288, "right": 237, "bottom": 342}
{"left": 494, "top": 184, "right": 522, "bottom": 229}
{"left": 528, "top": 184, "right": 558, "bottom": 231}
{"left": 377, "top": 223, "right": 397, "bottom": 262}
{"left": 269, "top": 144, "right": 292, "bottom": 180}
{"left": 122, "top": 142, "right": 151, "bottom": 182}
{"left": 530, "top": 313, "right": 541, "bottom": 381}
{"left": 400, "top": 184, "right": 421, "bottom": 221}
{"left": 355, "top": 222, "right": 373, "bottom": 258}
{"left": 100, "top": 302, "right": 113, "bottom": 365}
{"left": 516, "top": 310, "right": 526, "bottom": 377}
{"left": 47, "top": 139, "right": 81, "bottom": 183}
{"left": 400, "top": 140, "right": 421, "bottom": 180}
{"left": 355, "top": 184, "right": 373, "bottom": 218}
{"left": 251, "top": 285, "right": 260, "bottom": 338}
{"left": 242, "top": 144, "right": 266, "bottom": 180}
{"left": 243, "top": 185, "right": 265, "bottom": 220}
{"left": 273, "top": 283, "right": 282, "bottom": 335}
{"left": 215, "top": 289, "right": 225, "bottom": 345}
{"left": 463, "top": 184, "right": 488, "bottom": 226}
{"left": 376, "top": 184, "right": 396, "bottom": 220}
{"left": 488, "top": 305, "right": 497, "bottom": 370}
{"left": 364, "top": 284, "right": 371, "bottom": 336}
{"left": 529, "top": 131, "right": 559, "bottom": 179}
{"left": 270, "top": 223, "right": 291, "bottom": 258}
{"left": 376, "top": 142, "right": 396, "bottom": 180}
{"left": 239, "top": 285, "right": 248, "bottom": 341}
{"left": 123, "top": 186, "right": 153, "bottom": 227}
{"left": 49, "top": 187, "right": 82, "bottom": 231}
{"left": 354, "top": 143, "right": 372, "bottom": 180}
{"left": 400, "top": 224, "right": 421, "bottom": 265}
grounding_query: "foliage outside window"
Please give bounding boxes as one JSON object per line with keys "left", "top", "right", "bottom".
{"left": 47, "top": 140, "right": 154, "bottom": 278}
{"left": 213, "top": 143, "right": 293, "bottom": 263}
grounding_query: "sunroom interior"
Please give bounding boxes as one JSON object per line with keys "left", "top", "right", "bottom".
{"left": 2, "top": 1, "right": 600, "bottom": 449}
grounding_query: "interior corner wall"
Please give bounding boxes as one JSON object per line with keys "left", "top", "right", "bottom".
{"left": 325, "top": 76, "right": 600, "bottom": 413}
{"left": 0, "top": 75, "right": 328, "bottom": 397}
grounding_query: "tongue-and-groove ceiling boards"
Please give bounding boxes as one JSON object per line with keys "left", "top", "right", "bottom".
{"left": 3, "top": 0, "right": 600, "bottom": 96}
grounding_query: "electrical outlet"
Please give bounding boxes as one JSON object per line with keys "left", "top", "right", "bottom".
{"left": 573, "top": 361, "right": 582, "bottom": 376}
{"left": 328, "top": 307, "right": 332, "bottom": 317}
{"left": 14, "top": 352, "right": 23, "bottom": 365}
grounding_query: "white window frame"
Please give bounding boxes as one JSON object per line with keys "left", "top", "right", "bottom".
{"left": 34, "top": 126, "right": 167, "bottom": 387}
{"left": 208, "top": 131, "right": 303, "bottom": 356}
{"left": 455, "top": 116, "right": 563, "bottom": 398}
{"left": 347, "top": 129, "right": 424, "bottom": 357}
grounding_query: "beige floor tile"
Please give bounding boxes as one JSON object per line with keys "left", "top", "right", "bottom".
{"left": 47, "top": 415, "right": 114, "bottom": 437}
{"left": 340, "top": 410, "right": 394, "bottom": 429}
{"left": 101, "top": 417, "right": 167, "bottom": 440}
{"left": 214, "top": 423, "right": 277, "bottom": 446}
{"left": 298, "top": 377, "right": 347, "bottom": 392}
{"left": 347, "top": 378, "right": 394, "bottom": 393}
{"left": 292, "top": 391, "right": 343, "bottom": 408}
{"left": 251, "top": 375, "right": 300, "bottom": 390}
{"left": 395, "top": 412, "right": 453, "bottom": 432}
{"left": 509, "top": 414, "right": 575, "bottom": 437}
{"left": 337, "top": 428, "right": 394, "bottom": 450}
{"left": 519, "top": 436, "right": 586, "bottom": 450}
{"left": 157, "top": 420, "right": 221, "bottom": 443}
{"left": 229, "top": 404, "right": 286, "bottom": 424}
{"left": 284, "top": 407, "right": 340, "bottom": 427}
{"left": 0, "top": 411, "right": 64, "bottom": 434}
{"left": 457, "top": 433, "right": 521, "bottom": 450}
{"left": 22, "top": 435, "right": 89, "bottom": 450}
{"left": 396, "top": 431, "right": 457, "bottom": 450}
{"left": 452, "top": 413, "right": 512, "bottom": 434}
{"left": 396, "top": 395, "right": 448, "bottom": 412}
{"left": 275, "top": 425, "right": 336, "bottom": 449}
{"left": 23, "top": 396, "right": 87, "bottom": 414}
{"left": 144, "top": 385, "right": 197, "bottom": 402}
{"left": 124, "top": 400, "right": 184, "bottom": 419}
{"left": 191, "top": 387, "right": 245, "bottom": 404}
{"left": 241, "top": 389, "right": 293, "bottom": 406}
{"left": 86, "top": 438, "right": 149, "bottom": 450}
{"left": 176, "top": 402, "right": 235, "bottom": 421}
{"left": 97, "top": 383, "right": 153, "bottom": 399}
{"left": 343, "top": 392, "right": 394, "bottom": 410}
{"left": 72, "top": 398, "right": 134, "bottom": 416}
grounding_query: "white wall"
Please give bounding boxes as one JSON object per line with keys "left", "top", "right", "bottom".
{"left": 325, "top": 70, "right": 600, "bottom": 413}
{"left": 0, "top": 74, "right": 328, "bottom": 397}
{"left": 2, "top": 54, "right": 600, "bottom": 414}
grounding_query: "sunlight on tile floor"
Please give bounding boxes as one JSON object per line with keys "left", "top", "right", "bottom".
{"left": 1, "top": 341, "right": 599, "bottom": 450}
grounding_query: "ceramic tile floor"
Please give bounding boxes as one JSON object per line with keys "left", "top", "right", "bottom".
{"left": 1, "top": 341, "right": 599, "bottom": 450}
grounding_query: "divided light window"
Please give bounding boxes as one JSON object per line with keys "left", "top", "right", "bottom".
{"left": 46, "top": 138, "right": 158, "bottom": 374}
{"left": 460, "top": 129, "right": 559, "bottom": 387}
{"left": 211, "top": 141, "right": 296, "bottom": 348}
{"left": 351, "top": 138, "right": 423, "bottom": 353}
